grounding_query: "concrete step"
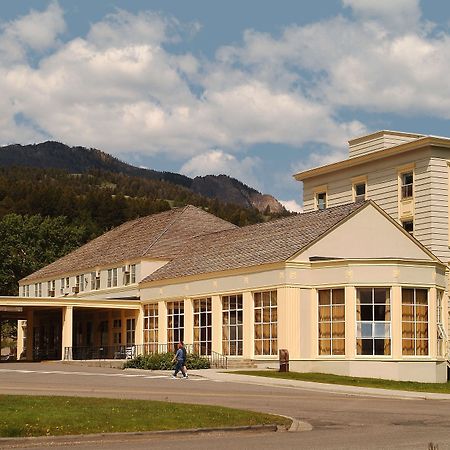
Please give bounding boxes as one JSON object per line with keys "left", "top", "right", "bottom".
{"left": 226, "top": 359, "right": 258, "bottom": 369}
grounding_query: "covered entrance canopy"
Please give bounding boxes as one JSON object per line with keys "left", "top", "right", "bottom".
{"left": 0, "top": 297, "right": 141, "bottom": 361}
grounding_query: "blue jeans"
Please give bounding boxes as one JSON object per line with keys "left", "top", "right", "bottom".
{"left": 174, "top": 360, "right": 185, "bottom": 377}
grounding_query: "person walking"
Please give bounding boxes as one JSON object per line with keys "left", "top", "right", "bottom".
{"left": 171, "top": 342, "right": 188, "bottom": 379}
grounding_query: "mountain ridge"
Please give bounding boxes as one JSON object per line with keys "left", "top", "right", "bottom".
{"left": 0, "top": 141, "right": 285, "bottom": 213}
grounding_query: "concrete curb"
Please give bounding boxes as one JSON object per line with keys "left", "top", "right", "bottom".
{"left": 0, "top": 424, "right": 289, "bottom": 448}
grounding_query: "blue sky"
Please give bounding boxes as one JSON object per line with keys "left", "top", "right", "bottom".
{"left": 2, "top": 1, "right": 450, "bottom": 211}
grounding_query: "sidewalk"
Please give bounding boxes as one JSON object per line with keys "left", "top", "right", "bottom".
{"left": 137, "top": 368, "right": 450, "bottom": 401}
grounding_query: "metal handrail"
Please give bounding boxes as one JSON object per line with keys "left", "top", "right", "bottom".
{"left": 64, "top": 343, "right": 228, "bottom": 368}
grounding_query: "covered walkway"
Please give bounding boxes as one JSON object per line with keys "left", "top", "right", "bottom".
{"left": 0, "top": 297, "right": 142, "bottom": 362}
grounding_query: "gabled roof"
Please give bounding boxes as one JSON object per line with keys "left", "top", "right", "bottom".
{"left": 21, "top": 206, "right": 237, "bottom": 282}
{"left": 141, "top": 202, "right": 365, "bottom": 284}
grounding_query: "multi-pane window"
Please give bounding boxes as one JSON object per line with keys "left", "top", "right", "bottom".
{"left": 254, "top": 290, "right": 277, "bottom": 356}
{"left": 36, "top": 283, "right": 42, "bottom": 297}
{"left": 107, "top": 268, "right": 118, "bottom": 288}
{"left": 316, "top": 192, "right": 327, "bottom": 210}
{"left": 402, "top": 288, "right": 428, "bottom": 356}
{"left": 401, "top": 171, "right": 413, "bottom": 199}
{"left": 318, "top": 288, "right": 345, "bottom": 356}
{"left": 21, "top": 286, "right": 26, "bottom": 297}
{"left": 113, "top": 319, "right": 122, "bottom": 344}
{"left": 193, "top": 298, "right": 212, "bottom": 355}
{"left": 354, "top": 183, "right": 366, "bottom": 202}
{"left": 144, "top": 304, "right": 159, "bottom": 353}
{"left": 90, "top": 272, "right": 96, "bottom": 290}
{"left": 130, "top": 264, "right": 136, "bottom": 283}
{"left": 167, "top": 301, "right": 184, "bottom": 352}
{"left": 356, "top": 288, "right": 391, "bottom": 356}
{"left": 222, "top": 294, "right": 243, "bottom": 356}
{"left": 60, "top": 278, "right": 65, "bottom": 294}
{"left": 48, "top": 280, "right": 55, "bottom": 297}
{"left": 126, "top": 318, "right": 136, "bottom": 345}
{"left": 26, "top": 285, "right": 30, "bottom": 297}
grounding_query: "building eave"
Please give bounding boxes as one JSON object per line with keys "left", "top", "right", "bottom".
{"left": 293, "top": 136, "right": 450, "bottom": 181}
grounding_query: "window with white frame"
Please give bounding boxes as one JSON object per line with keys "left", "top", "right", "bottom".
{"left": 26, "top": 285, "right": 30, "bottom": 297}
{"left": 193, "top": 298, "right": 212, "bottom": 355}
{"left": 144, "top": 304, "right": 159, "bottom": 353}
{"left": 222, "top": 294, "right": 243, "bottom": 356}
{"left": 107, "top": 268, "right": 118, "bottom": 288}
{"left": 60, "top": 278, "right": 64, "bottom": 294}
{"left": 401, "top": 171, "right": 413, "bottom": 199}
{"left": 318, "top": 288, "right": 345, "bottom": 356}
{"left": 130, "top": 264, "right": 136, "bottom": 283}
{"left": 113, "top": 318, "right": 122, "bottom": 344}
{"left": 254, "top": 290, "right": 277, "bottom": 356}
{"left": 167, "top": 301, "right": 184, "bottom": 352}
{"left": 126, "top": 318, "right": 136, "bottom": 345}
{"left": 353, "top": 182, "right": 366, "bottom": 202}
{"left": 36, "top": 283, "right": 42, "bottom": 297}
{"left": 356, "top": 288, "right": 391, "bottom": 356}
{"left": 402, "top": 288, "right": 428, "bottom": 356}
{"left": 316, "top": 191, "right": 327, "bottom": 210}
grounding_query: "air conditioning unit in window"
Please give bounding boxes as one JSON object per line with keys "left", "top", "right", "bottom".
{"left": 48, "top": 289, "right": 55, "bottom": 297}
{"left": 123, "top": 265, "right": 130, "bottom": 274}
{"left": 72, "top": 285, "right": 79, "bottom": 294}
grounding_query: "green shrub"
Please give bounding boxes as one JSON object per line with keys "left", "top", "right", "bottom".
{"left": 124, "top": 352, "right": 210, "bottom": 370}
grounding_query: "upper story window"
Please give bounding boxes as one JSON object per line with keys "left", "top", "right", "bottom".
{"left": 316, "top": 192, "right": 327, "bottom": 210}
{"left": 107, "top": 268, "right": 118, "bottom": 288}
{"left": 353, "top": 182, "right": 366, "bottom": 202}
{"left": 401, "top": 171, "right": 413, "bottom": 199}
{"left": 402, "top": 219, "right": 414, "bottom": 234}
{"left": 130, "top": 264, "right": 136, "bottom": 283}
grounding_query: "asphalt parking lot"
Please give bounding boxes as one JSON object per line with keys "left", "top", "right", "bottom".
{"left": 0, "top": 362, "right": 449, "bottom": 449}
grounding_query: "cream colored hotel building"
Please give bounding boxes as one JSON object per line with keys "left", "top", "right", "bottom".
{"left": 1, "top": 130, "right": 450, "bottom": 383}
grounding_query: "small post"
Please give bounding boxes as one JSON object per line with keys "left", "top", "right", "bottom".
{"left": 279, "top": 348, "right": 289, "bottom": 372}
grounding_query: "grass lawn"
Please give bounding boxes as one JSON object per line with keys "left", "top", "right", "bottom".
{"left": 0, "top": 395, "right": 290, "bottom": 438}
{"left": 231, "top": 371, "right": 450, "bottom": 394}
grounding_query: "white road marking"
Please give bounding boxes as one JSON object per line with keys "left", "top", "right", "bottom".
{"left": 0, "top": 368, "right": 206, "bottom": 380}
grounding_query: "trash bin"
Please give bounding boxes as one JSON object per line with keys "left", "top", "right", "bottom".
{"left": 279, "top": 349, "right": 289, "bottom": 372}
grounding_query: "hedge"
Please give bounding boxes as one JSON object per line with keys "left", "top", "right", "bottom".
{"left": 124, "top": 352, "right": 210, "bottom": 370}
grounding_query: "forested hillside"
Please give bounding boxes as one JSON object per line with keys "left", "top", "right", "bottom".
{"left": 0, "top": 166, "right": 290, "bottom": 295}
{"left": 0, "top": 142, "right": 285, "bottom": 213}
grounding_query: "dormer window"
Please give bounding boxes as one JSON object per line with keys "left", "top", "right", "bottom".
{"left": 401, "top": 172, "right": 413, "bottom": 199}
{"left": 316, "top": 192, "right": 327, "bottom": 210}
{"left": 354, "top": 183, "right": 366, "bottom": 202}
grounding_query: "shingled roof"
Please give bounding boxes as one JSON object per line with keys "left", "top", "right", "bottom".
{"left": 21, "top": 206, "right": 237, "bottom": 282}
{"left": 142, "top": 201, "right": 366, "bottom": 284}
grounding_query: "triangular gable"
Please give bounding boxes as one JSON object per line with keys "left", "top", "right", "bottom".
{"left": 290, "top": 202, "right": 437, "bottom": 262}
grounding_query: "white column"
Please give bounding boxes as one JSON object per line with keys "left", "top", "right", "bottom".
{"left": 391, "top": 285, "right": 402, "bottom": 359}
{"left": 242, "top": 291, "right": 254, "bottom": 359}
{"left": 184, "top": 298, "right": 194, "bottom": 346}
{"left": 158, "top": 300, "right": 167, "bottom": 347}
{"left": 345, "top": 286, "right": 356, "bottom": 359}
{"left": 135, "top": 307, "right": 144, "bottom": 346}
{"left": 278, "top": 287, "right": 301, "bottom": 359}
{"left": 61, "top": 306, "right": 73, "bottom": 360}
{"left": 16, "top": 320, "right": 26, "bottom": 359}
{"left": 211, "top": 295, "right": 222, "bottom": 354}
{"left": 429, "top": 287, "right": 437, "bottom": 359}
{"left": 25, "top": 309, "right": 34, "bottom": 361}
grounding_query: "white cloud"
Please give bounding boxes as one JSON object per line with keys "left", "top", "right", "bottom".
{"left": 2, "top": 1, "right": 450, "bottom": 197}
{"left": 0, "top": 1, "right": 65, "bottom": 62}
{"left": 342, "top": 0, "right": 421, "bottom": 31}
{"left": 279, "top": 199, "right": 303, "bottom": 213}
{"left": 180, "top": 150, "right": 262, "bottom": 189}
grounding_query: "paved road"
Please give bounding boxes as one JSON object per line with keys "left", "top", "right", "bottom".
{"left": 0, "top": 362, "right": 450, "bottom": 449}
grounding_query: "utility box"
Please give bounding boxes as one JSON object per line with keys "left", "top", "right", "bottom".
{"left": 279, "top": 349, "right": 289, "bottom": 372}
